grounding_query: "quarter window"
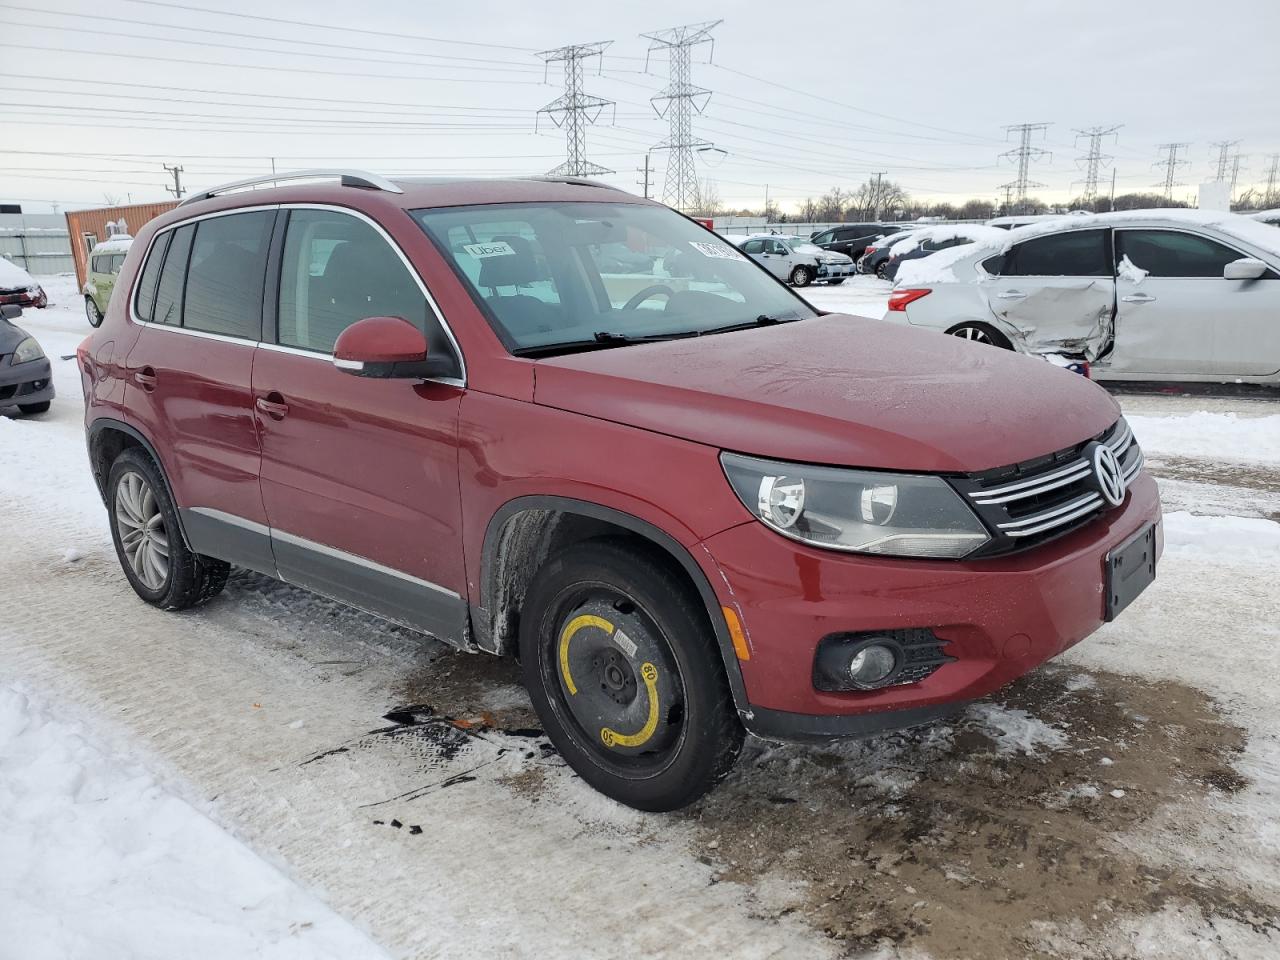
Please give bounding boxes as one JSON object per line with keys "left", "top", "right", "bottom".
{"left": 1116, "top": 230, "right": 1248, "bottom": 278}
{"left": 278, "top": 209, "right": 457, "bottom": 374}
{"left": 151, "top": 225, "right": 194, "bottom": 326}
{"left": 999, "top": 229, "right": 1109, "bottom": 277}
{"left": 184, "top": 211, "right": 273, "bottom": 339}
{"left": 134, "top": 232, "right": 170, "bottom": 322}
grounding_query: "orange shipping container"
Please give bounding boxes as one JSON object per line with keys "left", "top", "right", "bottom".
{"left": 65, "top": 201, "right": 178, "bottom": 288}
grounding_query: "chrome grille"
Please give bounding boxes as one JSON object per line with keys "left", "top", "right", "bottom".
{"left": 953, "top": 419, "right": 1143, "bottom": 554}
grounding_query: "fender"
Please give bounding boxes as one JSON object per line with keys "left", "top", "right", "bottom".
{"left": 85, "top": 416, "right": 194, "bottom": 551}
{"left": 478, "top": 495, "right": 752, "bottom": 718}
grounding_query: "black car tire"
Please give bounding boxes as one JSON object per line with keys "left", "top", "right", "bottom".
{"left": 947, "top": 322, "right": 1013, "bottom": 350}
{"left": 789, "top": 265, "right": 813, "bottom": 287}
{"left": 17, "top": 401, "right": 51, "bottom": 415}
{"left": 825, "top": 278, "right": 845, "bottom": 285}
{"left": 519, "top": 537, "right": 744, "bottom": 812}
{"left": 876, "top": 261, "right": 891, "bottom": 280}
{"left": 85, "top": 296, "right": 104, "bottom": 327}
{"left": 107, "top": 447, "right": 230, "bottom": 610}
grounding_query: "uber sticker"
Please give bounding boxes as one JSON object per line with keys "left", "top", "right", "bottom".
{"left": 689, "top": 240, "right": 746, "bottom": 261}
{"left": 463, "top": 241, "right": 516, "bottom": 259}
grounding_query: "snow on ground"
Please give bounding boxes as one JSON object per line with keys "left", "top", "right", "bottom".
{"left": 0, "top": 682, "right": 391, "bottom": 960}
{"left": 3, "top": 274, "right": 1280, "bottom": 959}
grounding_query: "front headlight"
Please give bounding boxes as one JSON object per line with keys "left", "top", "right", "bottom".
{"left": 721, "top": 452, "right": 990, "bottom": 559}
{"left": 12, "top": 336, "right": 45, "bottom": 364}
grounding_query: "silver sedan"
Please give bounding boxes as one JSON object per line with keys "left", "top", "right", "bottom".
{"left": 884, "top": 210, "right": 1280, "bottom": 386}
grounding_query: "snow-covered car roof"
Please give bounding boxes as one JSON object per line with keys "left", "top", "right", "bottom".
{"left": 0, "top": 257, "right": 38, "bottom": 290}
{"left": 91, "top": 235, "right": 134, "bottom": 254}
{"left": 888, "top": 224, "right": 1007, "bottom": 257}
{"left": 896, "top": 208, "right": 1280, "bottom": 286}
{"left": 1250, "top": 208, "right": 1280, "bottom": 225}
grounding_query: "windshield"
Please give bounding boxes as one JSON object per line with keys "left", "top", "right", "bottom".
{"left": 413, "top": 202, "right": 816, "bottom": 353}
{"left": 789, "top": 241, "right": 824, "bottom": 254}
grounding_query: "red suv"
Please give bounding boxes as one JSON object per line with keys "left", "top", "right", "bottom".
{"left": 78, "top": 171, "right": 1161, "bottom": 810}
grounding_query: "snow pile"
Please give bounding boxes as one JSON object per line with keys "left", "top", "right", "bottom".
{"left": 0, "top": 682, "right": 389, "bottom": 960}
{"left": 1161, "top": 511, "right": 1280, "bottom": 558}
{"left": 1116, "top": 254, "right": 1148, "bottom": 283}
{"left": 1128, "top": 411, "right": 1280, "bottom": 465}
{"left": 967, "top": 703, "right": 1069, "bottom": 756}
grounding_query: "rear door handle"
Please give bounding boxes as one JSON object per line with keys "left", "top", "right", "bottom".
{"left": 1121, "top": 293, "right": 1156, "bottom": 303}
{"left": 995, "top": 290, "right": 1026, "bottom": 300}
{"left": 133, "top": 367, "right": 157, "bottom": 390}
{"left": 255, "top": 394, "right": 290, "bottom": 420}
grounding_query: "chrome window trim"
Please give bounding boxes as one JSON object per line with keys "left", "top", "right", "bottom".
{"left": 127, "top": 202, "right": 468, "bottom": 388}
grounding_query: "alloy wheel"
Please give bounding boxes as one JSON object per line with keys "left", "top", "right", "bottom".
{"left": 952, "top": 326, "right": 994, "bottom": 345}
{"left": 114, "top": 471, "right": 170, "bottom": 591}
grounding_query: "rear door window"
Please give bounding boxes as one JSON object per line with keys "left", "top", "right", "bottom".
{"left": 1000, "top": 229, "right": 1109, "bottom": 277}
{"left": 134, "top": 232, "right": 171, "bottom": 322}
{"left": 184, "top": 211, "right": 273, "bottom": 339}
{"left": 741, "top": 239, "right": 764, "bottom": 255}
{"left": 1115, "top": 230, "right": 1250, "bottom": 278}
{"left": 151, "top": 225, "right": 194, "bottom": 326}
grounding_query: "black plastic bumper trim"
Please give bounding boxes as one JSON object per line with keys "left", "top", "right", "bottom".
{"left": 743, "top": 699, "right": 967, "bottom": 743}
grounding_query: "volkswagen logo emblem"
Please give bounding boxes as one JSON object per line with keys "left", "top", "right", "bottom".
{"left": 1089, "top": 442, "right": 1126, "bottom": 507}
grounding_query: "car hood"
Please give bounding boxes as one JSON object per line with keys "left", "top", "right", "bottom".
{"left": 532, "top": 315, "right": 1120, "bottom": 473}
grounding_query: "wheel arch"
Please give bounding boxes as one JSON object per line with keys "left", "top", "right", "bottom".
{"left": 475, "top": 496, "right": 751, "bottom": 715}
{"left": 87, "top": 417, "right": 193, "bottom": 550}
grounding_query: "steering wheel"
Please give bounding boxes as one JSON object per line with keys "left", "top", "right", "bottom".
{"left": 621, "top": 284, "right": 676, "bottom": 311}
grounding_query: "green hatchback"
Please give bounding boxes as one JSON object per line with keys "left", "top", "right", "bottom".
{"left": 83, "top": 235, "right": 132, "bottom": 327}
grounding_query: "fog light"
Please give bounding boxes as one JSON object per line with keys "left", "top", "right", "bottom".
{"left": 848, "top": 643, "right": 897, "bottom": 686}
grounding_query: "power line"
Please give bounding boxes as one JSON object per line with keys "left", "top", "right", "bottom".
{"left": 536, "top": 42, "right": 616, "bottom": 177}
{"left": 1072, "top": 125, "right": 1121, "bottom": 202}
{"left": 642, "top": 20, "right": 721, "bottom": 212}
{"left": 999, "top": 123, "right": 1052, "bottom": 211}
{"left": 1154, "top": 143, "right": 1191, "bottom": 200}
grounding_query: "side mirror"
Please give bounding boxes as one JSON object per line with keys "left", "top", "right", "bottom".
{"left": 0, "top": 304, "right": 21, "bottom": 321}
{"left": 1224, "top": 257, "right": 1267, "bottom": 280}
{"left": 333, "top": 316, "right": 440, "bottom": 379}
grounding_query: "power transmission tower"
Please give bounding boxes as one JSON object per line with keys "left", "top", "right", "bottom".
{"left": 536, "top": 41, "right": 615, "bottom": 177}
{"left": 642, "top": 20, "right": 722, "bottom": 212}
{"left": 1229, "top": 152, "right": 1247, "bottom": 200}
{"left": 1263, "top": 153, "right": 1280, "bottom": 207}
{"left": 1153, "top": 143, "right": 1190, "bottom": 200}
{"left": 998, "top": 123, "right": 1051, "bottom": 213}
{"left": 1073, "top": 125, "right": 1122, "bottom": 203}
{"left": 1210, "top": 140, "right": 1240, "bottom": 182}
{"left": 163, "top": 163, "right": 185, "bottom": 199}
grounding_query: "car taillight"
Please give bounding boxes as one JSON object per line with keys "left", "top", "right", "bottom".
{"left": 865, "top": 246, "right": 877, "bottom": 255}
{"left": 887, "top": 288, "right": 931, "bottom": 311}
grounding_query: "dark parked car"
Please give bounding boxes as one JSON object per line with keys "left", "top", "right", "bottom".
{"left": 79, "top": 170, "right": 1160, "bottom": 811}
{"left": 859, "top": 230, "right": 922, "bottom": 278}
{"left": 0, "top": 304, "right": 55, "bottom": 414}
{"left": 810, "top": 223, "right": 904, "bottom": 259}
{"left": 882, "top": 235, "right": 981, "bottom": 280}
{"left": 0, "top": 259, "right": 48, "bottom": 311}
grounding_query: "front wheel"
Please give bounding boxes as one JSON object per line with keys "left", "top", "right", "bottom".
{"left": 789, "top": 265, "right": 813, "bottom": 287}
{"left": 107, "top": 448, "right": 229, "bottom": 609}
{"left": 519, "top": 538, "right": 743, "bottom": 811}
{"left": 875, "top": 261, "right": 891, "bottom": 280}
{"left": 85, "top": 296, "right": 104, "bottom": 327}
{"left": 947, "top": 322, "right": 1013, "bottom": 350}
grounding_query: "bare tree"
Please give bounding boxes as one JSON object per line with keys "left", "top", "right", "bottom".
{"left": 693, "top": 178, "right": 723, "bottom": 219}
{"left": 815, "top": 186, "right": 849, "bottom": 222}
{"left": 798, "top": 197, "right": 818, "bottom": 222}
{"left": 848, "top": 177, "right": 909, "bottom": 220}
{"left": 102, "top": 193, "right": 123, "bottom": 206}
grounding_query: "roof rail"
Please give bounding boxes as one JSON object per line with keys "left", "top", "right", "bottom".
{"left": 525, "top": 176, "right": 628, "bottom": 192}
{"left": 179, "top": 169, "right": 403, "bottom": 206}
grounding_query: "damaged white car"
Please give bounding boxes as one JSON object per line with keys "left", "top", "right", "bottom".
{"left": 885, "top": 210, "right": 1280, "bottom": 386}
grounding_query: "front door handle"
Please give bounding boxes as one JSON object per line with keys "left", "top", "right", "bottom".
{"left": 995, "top": 290, "right": 1026, "bottom": 300}
{"left": 1121, "top": 293, "right": 1156, "bottom": 303}
{"left": 255, "top": 393, "right": 290, "bottom": 420}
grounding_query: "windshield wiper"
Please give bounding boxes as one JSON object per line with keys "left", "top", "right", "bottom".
{"left": 510, "top": 330, "right": 697, "bottom": 358}
{"left": 698, "top": 313, "right": 806, "bottom": 336}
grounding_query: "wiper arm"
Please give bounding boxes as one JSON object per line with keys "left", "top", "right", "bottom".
{"left": 510, "top": 330, "right": 696, "bottom": 358}
{"left": 698, "top": 313, "right": 806, "bottom": 336}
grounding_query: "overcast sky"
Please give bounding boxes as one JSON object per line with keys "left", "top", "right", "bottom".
{"left": 3, "top": 0, "right": 1278, "bottom": 214}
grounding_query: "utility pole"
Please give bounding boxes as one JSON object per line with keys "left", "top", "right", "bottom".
{"left": 1153, "top": 143, "right": 1190, "bottom": 201}
{"left": 163, "top": 163, "right": 185, "bottom": 199}
{"left": 868, "top": 171, "right": 888, "bottom": 220}
{"left": 642, "top": 20, "right": 721, "bottom": 212}
{"left": 999, "top": 123, "right": 1051, "bottom": 214}
{"left": 999, "top": 185, "right": 1014, "bottom": 215}
{"left": 1210, "top": 140, "right": 1240, "bottom": 182}
{"left": 536, "top": 41, "right": 616, "bottom": 177}
{"left": 1073, "top": 125, "right": 1121, "bottom": 204}
{"left": 636, "top": 151, "right": 654, "bottom": 199}
{"left": 1263, "top": 153, "right": 1280, "bottom": 207}
{"left": 1109, "top": 167, "right": 1117, "bottom": 211}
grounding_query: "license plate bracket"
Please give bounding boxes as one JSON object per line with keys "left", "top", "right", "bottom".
{"left": 1105, "top": 523, "right": 1157, "bottom": 621}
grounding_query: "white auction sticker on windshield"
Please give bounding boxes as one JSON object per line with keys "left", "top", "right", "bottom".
{"left": 463, "top": 241, "right": 515, "bottom": 258}
{"left": 689, "top": 241, "right": 746, "bottom": 261}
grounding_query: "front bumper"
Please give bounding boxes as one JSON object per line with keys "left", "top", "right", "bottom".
{"left": 701, "top": 472, "right": 1162, "bottom": 741}
{"left": 815, "top": 261, "right": 855, "bottom": 279}
{"left": 0, "top": 288, "right": 48, "bottom": 309}
{"left": 0, "top": 355, "right": 55, "bottom": 407}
